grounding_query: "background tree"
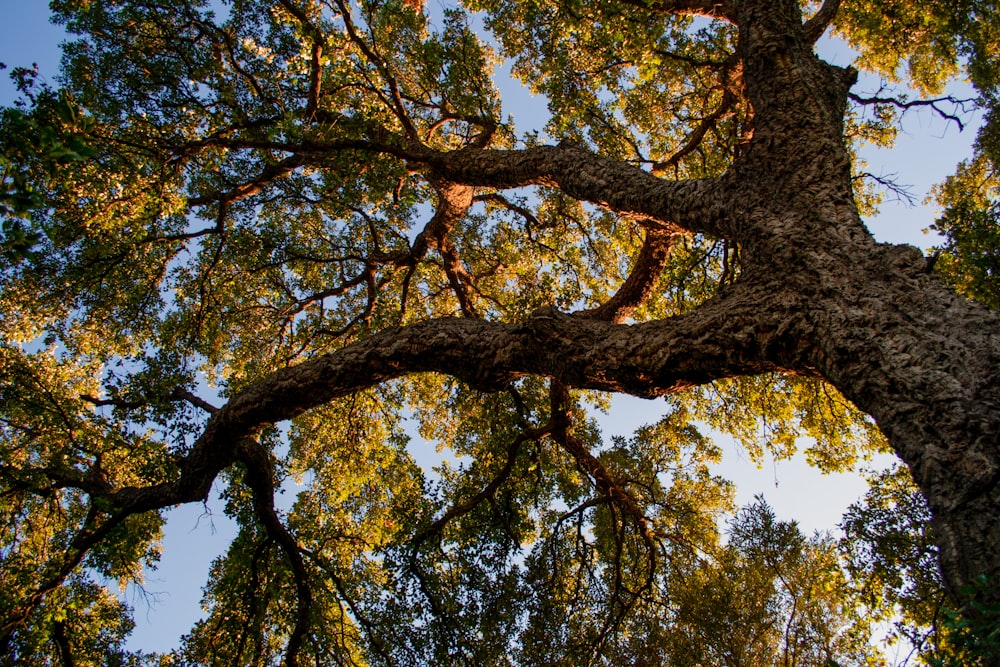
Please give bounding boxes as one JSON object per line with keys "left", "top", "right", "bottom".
{"left": 1, "top": 0, "right": 999, "bottom": 664}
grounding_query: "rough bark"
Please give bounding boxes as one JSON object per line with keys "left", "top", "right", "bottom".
{"left": 724, "top": 0, "right": 1000, "bottom": 600}
{"left": 110, "top": 287, "right": 796, "bottom": 514}
{"left": 426, "top": 0, "right": 1000, "bottom": 605}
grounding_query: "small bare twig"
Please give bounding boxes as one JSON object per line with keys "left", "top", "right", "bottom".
{"left": 849, "top": 92, "right": 976, "bottom": 131}
{"left": 854, "top": 170, "right": 918, "bottom": 206}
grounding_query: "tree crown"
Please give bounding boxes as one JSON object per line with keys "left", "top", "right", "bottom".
{"left": 1, "top": 0, "right": 998, "bottom": 664}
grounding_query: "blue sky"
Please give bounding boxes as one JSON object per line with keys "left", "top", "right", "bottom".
{"left": 0, "top": 0, "right": 983, "bottom": 655}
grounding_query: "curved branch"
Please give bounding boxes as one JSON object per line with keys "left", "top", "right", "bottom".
{"left": 177, "top": 133, "right": 731, "bottom": 238}
{"left": 410, "top": 424, "right": 548, "bottom": 549}
{"left": 333, "top": 0, "right": 419, "bottom": 138}
{"left": 0, "top": 508, "right": 131, "bottom": 652}
{"left": 577, "top": 229, "right": 677, "bottom": 323}
{"left": 474, "top": 192, "right": 541, "bottom": 230}
{"left": 652, "top": 89, "right": 737, "bottom": 176}
{"left": 549, "top": 382, "right": 657, "bottom": 547}
{"left": 438, "top": 241, "right": 480, "bottom": 318}
{"left": 109, "top": 283, "right": 802, "bottom": 516}
{"left": 187, "top": 155, "right": 307, "bottom": 207}
{"left": 412, "top": 178, "right": 480, "bottom": 316}
{"left": 301, "top": 548, "right": 393, "bottom": 664}
{"left": 410, "top": 179, "right": 474, "bottom": 257}
{"left": 421, "top": 144, "right": 730, "bottom": 238}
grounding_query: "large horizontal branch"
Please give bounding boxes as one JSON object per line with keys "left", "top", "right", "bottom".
{"left": 179, "top": 138, "right": 734, "bottom": 239}
{"left": 418, "top": 144, "right": 732, "bottom": 238}
{"left": 111, "top": 285, "right": 803, "bottom": 514}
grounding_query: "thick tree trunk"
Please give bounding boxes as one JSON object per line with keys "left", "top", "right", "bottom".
{"left": 816, "top": 255, "right": 1000, "bottom": 600}
{"left": 727, "top": 0, "right": 1000, "bottom": 604}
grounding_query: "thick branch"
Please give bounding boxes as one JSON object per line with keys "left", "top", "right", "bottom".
{"left": 109, "top": 285, "right": 801, "bottom": 516}
{"left": 52, "top": 620, "right": 75, "bottom": 667}
{"left": 179, "top": 137, "right": 730, "bottom": 238}
{"left": 413, "top": 178, "right": 479, "bottom": 316}
{"left": 802, "top": 0, "right": 840, "bottom": 43}
{"left": 174, "top": 116, "right": 736, "bottom": 243}
{"left": 411, "top": 179, "right": 473, "bottom": 256}
{"left": 421, "top": 144, "right": 729, "bottom": 238}
{"left": 438, "top": 241, "right": 480, "bottom": 318}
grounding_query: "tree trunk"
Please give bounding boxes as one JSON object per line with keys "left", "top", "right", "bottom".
{"left": 725, "top": 0, "right": 1000, "bottom": 603}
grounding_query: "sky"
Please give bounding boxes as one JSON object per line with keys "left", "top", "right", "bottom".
{"left": 0, "top": 0, "right": 984, "bottom": 656}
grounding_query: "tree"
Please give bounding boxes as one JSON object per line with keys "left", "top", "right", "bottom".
{"left": 0, "top": 0, "right": 998, "bottom": 664}
{"left": 661, "top": 498, "right": 876, "bottom": 667}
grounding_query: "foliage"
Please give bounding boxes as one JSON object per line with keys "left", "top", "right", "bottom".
{"left": 930, "top": 155, "right": 1000, "bottom": 309}
{"left": 840, "top": 464, "right": 949, "bottom": 661}
{"left": 927, "top": 575, "right": 1000, "bottom": 667}
{"left": 655, "top": 498, "right": 878, "bottom": 667}
{"left": 0, "top": 74, "right": 97, "bottom": 263}
{"left": 0, "top": 0, "right": 996, "bottom": 665}
{"left": 842, "top": 466, "right": 1000, "bottom": 665}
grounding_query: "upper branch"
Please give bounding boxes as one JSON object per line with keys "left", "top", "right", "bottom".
{"left": 276, "top": 0, "right": 326, "bottom": 118}
{"left": 802, "top": 0, "right": 841, "bottom": 43}
{"left": 616, "top": 0, "right": 736, "bottom": 21}
{"left": 333, "top": 0, "right": 419, "bottom": 138}
{"left": 420, "top": 144, "right": 731, "bottom": 238}
{"left": 179, "top": 136, "right": 734, "bottom": 238}
{"left": 186, "top": 155, "right": 307, "bottom": 207}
